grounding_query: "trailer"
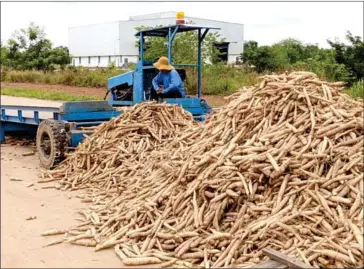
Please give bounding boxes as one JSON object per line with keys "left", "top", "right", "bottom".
{"left": 0, "top": 101, "right": 120, "bottom": 168}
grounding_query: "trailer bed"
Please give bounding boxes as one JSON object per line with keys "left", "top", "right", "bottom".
{"left": 1, "top": 98, "right": 121, "bottom": 146}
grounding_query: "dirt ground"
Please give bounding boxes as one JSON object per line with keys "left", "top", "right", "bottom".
{"left": 1, "top": 82, "right": 228, "bottom": 107}
{"left": 1, "top": 82, "right": 106, "bottom": 99}
{"left": 1, "top": 95, "right": 62, "bottom": 119}
{"left": 1, "top": 143, "right": 125, "bottom": 268}
{"left": 0, "top": 87, "right": 226, "bottom": 267}
{"left": 0, "top": 95, "right": 163, "bottom": 268}
{"left": 0, "top": 96, "right": 125, "bottom": 268}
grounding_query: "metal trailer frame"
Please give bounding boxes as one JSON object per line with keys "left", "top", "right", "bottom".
{"left": 107, "top": 24, "right": 220, "bottom": 121}
{"left": 0, "top": 101, "right": 121, "bottom": 146}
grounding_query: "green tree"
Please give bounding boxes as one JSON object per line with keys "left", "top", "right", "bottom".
{"left": 241, "top": 40, "right": 258, "bottom": 66}
{"left": 1, "top": 41, "right": 9, "bottom": 66}
{"left": 241, "top": 41, "right": 278, "bottom": 72}
{"left": 47, "top": 46, "right": 71, "bottom": 70}
{"left": 242, "top": 39, "right": 306, "bottom": 72}
{"left": 293, "top": 50, "right": 351, "bottom": 82}
{"left": 273, "top": 39, "right": 305, "bottom": 64}
{"left": 241, "top": 36, "right": 357, "bottom": 82}
{"left": 327, "top": 31, "right": 364, "bottom": 81}
{"left": 4, "top": 22, "right": 71, "bottom": 70}
{"left": 135, "top": 25, "right": 223, "bottom": 64}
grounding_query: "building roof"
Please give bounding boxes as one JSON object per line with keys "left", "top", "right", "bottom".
{"left": 69, "top": 11, "right": 243, "bottom": 30}
{"left": 135, "top": 24, "right": 221, "bottom": 37}
{"left": 129, "top": 11, "right": 244, "bottom": 26}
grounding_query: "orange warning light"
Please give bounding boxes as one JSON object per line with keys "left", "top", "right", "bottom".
{"left": 176, "top": 11, "right": 185, "bottom": 24}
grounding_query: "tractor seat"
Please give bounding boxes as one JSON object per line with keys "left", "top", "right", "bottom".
{"left": 176, "top": 69, "right": 187, "bottom": 83}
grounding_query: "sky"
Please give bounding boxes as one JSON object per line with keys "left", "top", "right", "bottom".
{"left": 1, "top": 1, "right": 363, "bottom": 48}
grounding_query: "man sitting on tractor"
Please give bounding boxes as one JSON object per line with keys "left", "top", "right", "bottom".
{"left": 152, "top": 56, "right": 186, "bottom": 99}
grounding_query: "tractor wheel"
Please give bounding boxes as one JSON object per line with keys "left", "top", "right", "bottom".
{"left": 36, "top": 119, "right": 68, "bottom": 169}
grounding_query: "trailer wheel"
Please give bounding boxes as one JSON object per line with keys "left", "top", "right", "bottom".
{"left": 36, "top": 120, "right": 67, "bottom": 169}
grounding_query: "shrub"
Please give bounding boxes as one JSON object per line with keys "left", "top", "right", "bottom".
{"left": 1, "top": 68, "right": 126, "bottom": 88}
{"left": 345, "top": 79, "right": 363, "bottom": 99}
{"left": 185, "top": 64, "right": 260, "bottom": 95}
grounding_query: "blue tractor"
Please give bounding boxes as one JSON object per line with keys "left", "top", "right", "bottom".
{"left": 0, "top": 24, "right": 220, "bottom": 168}
{"left": 106, "top": 24, "right": 219, "bottom": 121}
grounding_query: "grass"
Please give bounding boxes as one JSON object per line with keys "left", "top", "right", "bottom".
{"left": 185, "top": 64, "right": 261, "bottom": 95}
{"left": 1, "top": 65, "right": 261, "bottom": 96}
{"left": 344, "top": 79, "right": 363, "bottom": 99}
{"left": 1, "top": 87, "right": 102, "bottom": 101}
{"left": 1, "top": 68, "right": 126, "bottom": 88}
{"left": 1, "top": 66, "right": 362, "bottom": 98}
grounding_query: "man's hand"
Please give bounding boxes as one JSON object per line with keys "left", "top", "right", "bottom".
{"left": 156, "top": 86, "right": 164, "bottom": 94}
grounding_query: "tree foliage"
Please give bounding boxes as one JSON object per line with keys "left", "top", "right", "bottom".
{"left": 241, "top": 32, "right": 362, "bottom": 82}
{"left": 242, "top": 41, "right": 277, "bottom": 72}
{"left": 327, "top": 31, "right": 364, "bottom": 81}
{"left": 135, "top": 24, "right": 224, "bottom": 64}
{"left": 2, "top": 22, "right": 71, "bottom": 70}
{"left": 1, "top": 41, "right": 8, "bottom": 66}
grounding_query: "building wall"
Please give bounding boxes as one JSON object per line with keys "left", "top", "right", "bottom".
{"left": 72, "top": 56, "right": 123, "bottom": 68}
{"left": 184, "top": 17, "right": 244, "bottom": 60}
{"left": 117, "top": 17, "right": 244, "bottom": 62}
{"left": 68, "top": 12, "right": 244, "bottom": 66}
{"left": 69, "top": 21, "right": 120, "bottom": 57}
{"left": 118, "top": 18, "right": 175, "bottom": 56}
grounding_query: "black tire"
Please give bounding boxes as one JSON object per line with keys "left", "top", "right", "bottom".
{"left": 36, "top": 120, "right": 68, "bottom": 169}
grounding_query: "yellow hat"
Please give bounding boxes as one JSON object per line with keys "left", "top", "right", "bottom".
{"left": 153, "top": 56, "right": 174, "bottom": 71}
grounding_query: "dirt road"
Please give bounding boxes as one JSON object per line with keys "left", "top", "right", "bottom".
{"left": 1, "top": 95, "right": 62, "bottom": 107}
{"left": 0, "top": 95, "right": 122, "bottom": 267}
{"left": 1, "top": 144, "right": 123, "bottom": 268}
{"left": 1, "top": 95, "right": 62, "bottom": 119}
{"left": 1, "top": 82, "right": 228, "bottom": 107}
{"left": 1, "top": 82, "right": 106, "bottom": 99}
{"left": 0, "top": 96, "right": 152, "bottom": 268}
{"left": 0, "top": 91, "right": 224, "bottom": 267}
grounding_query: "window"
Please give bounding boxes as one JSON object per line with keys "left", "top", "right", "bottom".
{"left": 98, "top": 56, "right": 101, "bottom": 64}
{"left": 108, "top": 56, "right": 111, "bottom": 63}
{"left": 79, "top": 57, "right": 81, "bottom": 64}
{"left": 88, "top": 57, "right": 91, "bottom": 64}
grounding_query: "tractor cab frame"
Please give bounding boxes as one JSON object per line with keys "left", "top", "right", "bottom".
{"left": 107, "top": 24, "right": 220, "bottom": 121}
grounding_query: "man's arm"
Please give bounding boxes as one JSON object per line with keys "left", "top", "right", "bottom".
{"left": 152, "top": 73, "right": 160, "bottom": 91}
{"left": 162, "top": 71, "right": 181, "bottom": 94}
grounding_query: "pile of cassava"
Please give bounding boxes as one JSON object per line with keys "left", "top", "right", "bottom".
{"left": 42, "top": 71, "right": 363, "bottom": 268}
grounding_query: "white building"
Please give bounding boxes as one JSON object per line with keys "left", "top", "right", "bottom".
{"left": 68, "top": 11, "right": 244, "bottom": 67}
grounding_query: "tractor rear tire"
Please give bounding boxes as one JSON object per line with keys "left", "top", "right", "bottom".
{"left": 36, "top": 119, "right": 67, "bottom": 169}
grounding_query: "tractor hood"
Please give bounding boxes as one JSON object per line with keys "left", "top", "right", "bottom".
{"left": 107, "top": 70, "right": 134, "bottom": 90}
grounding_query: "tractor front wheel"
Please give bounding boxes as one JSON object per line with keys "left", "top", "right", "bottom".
{"left": 36, "top": 120, "right": 68, "bottom": 169}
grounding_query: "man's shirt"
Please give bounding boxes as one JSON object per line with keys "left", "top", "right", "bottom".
{"left": 152, "top": 69, "right": 186, "bottom": 97}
